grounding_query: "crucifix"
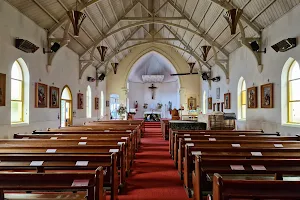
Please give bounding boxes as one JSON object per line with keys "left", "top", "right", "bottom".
{"left": 148, "top": 84, "right": 157, "bottom": 100}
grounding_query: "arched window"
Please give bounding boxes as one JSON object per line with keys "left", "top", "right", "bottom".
{"left": 11, "top": 61, "right": 24, "bottom": 123}
{"left": 202, "top": 91, "right": 207, "bottom": 114}
{"left": 100, "top": 91, "right": 104, "bottom": 118}
{"left": 86, "top": 86, "right": 92, "bottom": 118}
{"left": 288, "top": 60, "right": 300, "bottom": 123}
{"left": 237, "top": 77, "right": 246, "bottom": 120}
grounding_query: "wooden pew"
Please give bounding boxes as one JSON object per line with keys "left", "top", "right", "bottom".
{"left": 0, "top": 153, "right": 118, "bottom": 200}
{"left": 38, "top": 129, "right": 139, "bottom": 151}
{"left": 210, "top": 173, "right": 300, "bottom": 200}
{"left": 171, "top": 131, "right": 280, "bottom": 160}
{"left": 0, "top": 144, "right": 126, "bottom": 188}
{"left": 176, "top": 136, "right": 300, "bottom": 169}
{"left": 0, "top": 167, "right": 105, "bottom": 200}
{"left": 193, "top": 157, "right": 300, "bottom": 200}
{"left": 169, "top": 129, "right": 270, "bottom": 157}
{"left": 184, "top": 145, "right": 300, "bottom": 196}
{"left": 161, "top": 120, "right": 169, "bottom": 140}
{"left": 14, "top": 133, "right": 134, "bottom": 168}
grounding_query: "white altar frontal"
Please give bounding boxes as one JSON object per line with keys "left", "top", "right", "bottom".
{"left": 144, "top": 111, "right": 161, "bottom": 121}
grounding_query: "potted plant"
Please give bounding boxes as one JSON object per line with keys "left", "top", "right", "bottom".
{"left": 117, "top": 105, "right": 127, "bottom": 120}
{"left": 157, "top": 103, "right": 162, "bottom": 109}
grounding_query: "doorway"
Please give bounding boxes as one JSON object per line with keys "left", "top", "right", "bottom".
{"left": 60, "top": 86, "right": 73, "bottom": 127}
{"left": 110, "top": 94, "right": 120, "bottom": 119}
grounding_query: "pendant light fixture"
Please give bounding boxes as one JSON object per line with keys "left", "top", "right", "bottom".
{"left": 97, "top": 12, "right": 108, "bottom": 61}
{"left": 200, "top": 13, "right": 211, "bottom": 61}
{"left": 67, "top": 0, "right": 86, "bottom": 37}
{"left": 224, "top": 8, "right": 243, "bottom": 35}
{"left": 188, "top": 62, "right": 195, "bottom": 74}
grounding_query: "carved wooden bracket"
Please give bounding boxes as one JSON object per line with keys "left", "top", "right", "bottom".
{"left": 97, "top": 46, "right": 108, "bottom": 61}
{"left": 212, "top": 46, "right": 230, "bottom": 84}
{"left": 238, "top": 21, "right": 263, "bottom": 73}
{"left": 67, "top": 10, "right": 86, "bottom": 37}
{"left": 224, "top": 8, "right": 243, "bottom": 35}
{"left": 111, "top": 63, "right": 119, "bottom": 74}
{"left": 46, "top": 22, "right": 71, "bottom": 73}
{"left": 188, "top": 62, "right": 195, "bottom": 73}
{"left": 200, "top": 46, "right": 211, "bottom": 61}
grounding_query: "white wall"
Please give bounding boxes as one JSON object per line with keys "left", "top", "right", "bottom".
{"left": 128, "top": 81, "right": 180, "bottom": 118}
{"left": 0, "top": 1, "right": 106, "bottom": 138}
{"left": 202, "top": 4, "right": 300, "bottom": 135}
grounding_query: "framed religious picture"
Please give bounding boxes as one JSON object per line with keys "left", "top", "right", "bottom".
{"left": 35, "top": 83, "right": 48, "bottom": 108}
{"left": 224, "top": 93, "right": 231, "bottom": 109}
{"left": 188, "top": 97, "right": 196, "bottom": 110}
{"left": 0, "top": 73, "right": 6, "bottom": 106}
{"left": 208, "top": 97, "right": 212, "bottom": 109}
{"left": 106, "top": 100, "right": 110, "bottom": 107}
{"left": 77, "top": 93, "right": 83, "bottom": 109}
{"left": 213, "top": 103, "right": 216, "bottom": 111}
{"left": 261, "top": 83, "right": 274, "bottom": 108}
{"left": 217, "top": 103, "right": 220, "bottom": 111}
{"left": 95, "top": 97, "right": 99, "bottom": 110}
{"left": 247, "top": 86, "right": 258, "bottom": 108}
{"left": 216, "top": 87, "right": 220, "bottom": 99}
{"left": 49, "top": 86, "right": 59, "bottom": 108}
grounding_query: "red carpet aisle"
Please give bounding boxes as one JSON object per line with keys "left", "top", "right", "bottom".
{"left": 118, "top": 125, "right": 189, "bottom": 200}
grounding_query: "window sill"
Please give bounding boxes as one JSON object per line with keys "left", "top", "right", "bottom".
{"left": 282, "top": 123, "right": 300, "bottom": 128}
{"left": 11, "top": 122, "right": 29, "bottom": 127}
{"left": 237, "top": 119, "right": 246, "bottom": 122}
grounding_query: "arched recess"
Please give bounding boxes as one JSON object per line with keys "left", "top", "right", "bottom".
{"left": 60, "top": 85, "right": 73, "bottom": 127}
{"left": 237, "top": 77, "right": 246, "bottom": 120}
{"left": 11, "top": 58, "right": 30, "bottom": 124}
{"left": 124, "top": 47, "right": 184, "bottom": 88}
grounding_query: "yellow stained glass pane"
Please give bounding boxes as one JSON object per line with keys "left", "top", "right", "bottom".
{"left": 242, "top": 105, "right": 246, "bottom": 119}
{"left": 241, "top": 91, "right": 246, "bottom": 105}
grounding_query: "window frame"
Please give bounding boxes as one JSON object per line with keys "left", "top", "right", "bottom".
{"left": 86, "top": 86, "right": 92, "bottom": 118}
{"left": 241, "top": 79, "right": 246, "bottom": 120}
{"left": 288, "top": 61, "right": 300, "bottom": 123}
{"left": 11, "top": 61, "right": 24, "bottom": 124}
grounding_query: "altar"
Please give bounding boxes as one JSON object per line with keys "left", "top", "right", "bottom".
{"left": 144, "top": 111, "right": 161, "bottom": 122}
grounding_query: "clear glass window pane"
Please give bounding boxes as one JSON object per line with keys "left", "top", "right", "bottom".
{"left": 241, "top": 105, "right": 246, "bottom": 119}
{"left": 11, "top": 61, "right": 23, "bottom": 80}
{"left": 289, "top": 102, "right": 300, "bottom": 123}
{"left": 11, "top": 101, "right": 23, "bottom": 122}
{"left": 101, "top": 91, "right": 104, "bottom": 117}
{"left": 289, "top": 80, "right": 300, "bottom": 101}
{"left": 289, "top": 61, "right": 300, "bottom": 80}
{"left": 11, "top": 79, "right": 22, "bottom": 100}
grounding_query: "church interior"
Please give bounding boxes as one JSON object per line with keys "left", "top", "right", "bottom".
{"left": 0, "top": 0, "right": 300, "bottom": 199}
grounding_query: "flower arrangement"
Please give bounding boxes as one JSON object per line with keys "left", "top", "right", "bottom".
{"left": 143, "top": 103, "right": 148, "bottom": 109}
{"left": 117, "top": 105, "right": 127, "bottom": 115}
{"left": 157, "top": 103, "right": 162, "bottom": 109}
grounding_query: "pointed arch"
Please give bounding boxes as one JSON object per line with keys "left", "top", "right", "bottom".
{"left": 237, "top": 77, "right": 246, "bottom": 120}
{"left": 86, "top": 85, "right": 92, "bottom": 118}
{"left": 11, "top": 58, "right": 30, "bottom": 125}
{"left": 60, "top": 85, "right": 73, "bottom": 127}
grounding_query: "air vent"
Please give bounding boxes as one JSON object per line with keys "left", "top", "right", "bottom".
{"left": 271, "top": 38, "right": 297, "bottom": 52}
{"left": 15, "top": 39, "right": 39, "bottom": 53}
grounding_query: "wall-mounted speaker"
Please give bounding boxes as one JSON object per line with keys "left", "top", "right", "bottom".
{"left": 50, "top": 42, "right": 60, "bottom": 52}
{"left": 87, "top": 77, "right": 95, "bottom": 82}
{"left": 271, "top": 38, "right": 297, "bottom": 52}
{"left": 249, "top": 41, "right": 266, "bottom": 53}
{"left": 98, "top": 73, "right": 105, "bottom": 81}
{"left": 15, "top": 38, "right": 39, "bottom": 53}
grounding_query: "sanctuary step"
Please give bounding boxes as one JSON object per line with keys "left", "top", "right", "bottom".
{"left": 144, "top": 122, "right": 161, "bottom": 129}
